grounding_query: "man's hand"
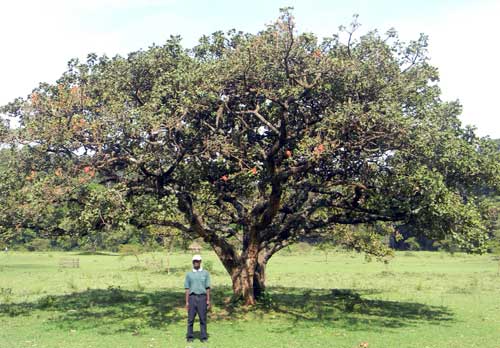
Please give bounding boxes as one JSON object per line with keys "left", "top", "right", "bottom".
{"left": 185, "top": 303, "right": 189, "bottom": 312}
{"left": 206, "top": 301, "right": 211, "bottom": 310}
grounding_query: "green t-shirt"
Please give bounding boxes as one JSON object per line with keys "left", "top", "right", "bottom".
{"left": 184, "top": 269, "right": 211, "bottom": 294}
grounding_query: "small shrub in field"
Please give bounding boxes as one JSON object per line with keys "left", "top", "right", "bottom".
{"left": 26, "top": 238, "right": 51, "bottom": 251}
{"left": 295, "top": 242, "right": 312, "bottom": 253}
{"left": 433, "top": 239, "right": 460, "bottom": 254}
{"left": 404, "top": 237, "right": 421, "bottom": 251}
{"left": 118, "top": 244, "right": 143, "bottom": 255}
{"left": 118, "top": 244, "right": 143, "bottom": 262}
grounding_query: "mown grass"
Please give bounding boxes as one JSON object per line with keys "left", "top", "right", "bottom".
{"left": 0, "top": 249, "right": 499, "bottom": 348}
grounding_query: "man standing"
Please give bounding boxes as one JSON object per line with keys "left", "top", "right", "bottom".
{"left": 184, "top": 254, "right": 211, "bottom": 343}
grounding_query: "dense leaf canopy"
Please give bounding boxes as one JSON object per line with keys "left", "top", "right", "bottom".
{"left": 1, "top": 9, "right": 499, "bottom": 303}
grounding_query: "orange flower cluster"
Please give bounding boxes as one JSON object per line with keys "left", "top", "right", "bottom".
{"left": 83, "top": 166, "right": 95, "bottom": 177}
{"left": 314, "top": 143, "right": 325, "bottom": 155}
{"left": 26, "top": 170, "right": 37, "bottom": 181}
{"left": 312, "top": 49, "right": 322, "bottom": 58}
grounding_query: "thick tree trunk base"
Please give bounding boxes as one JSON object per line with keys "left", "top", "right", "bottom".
{"left": 230, "top": 259, "right": 266, "bottom": 306}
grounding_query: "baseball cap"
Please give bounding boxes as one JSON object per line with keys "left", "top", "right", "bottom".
{"left": 192, "top": 254, "right": 202, "bottom": 261}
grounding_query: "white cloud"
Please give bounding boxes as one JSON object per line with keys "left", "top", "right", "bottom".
{"left": 0, "top": 1, "right": 174, "bottom": 101}
{"left": 427, "top": 2, "right": 500, "bottom": 138}
{"left": 375, "top": 2, "right": 500, "bottom": 138}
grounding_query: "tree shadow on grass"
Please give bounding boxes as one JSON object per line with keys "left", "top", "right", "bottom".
{"left": 0, "top": 286, "right": 186, "bottom": 334}
{"left": 261, "top": 286, "right": 454, "bottom": 331}
{"left": 0, "top": 286, "right": 453, "bottom": 334}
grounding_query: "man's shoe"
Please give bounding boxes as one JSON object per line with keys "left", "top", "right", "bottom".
{"left": 201, "top": 338, "right": 208, "bottom": 343}
{"left": 186, "top": 338, "right": 194, "bottom": 342}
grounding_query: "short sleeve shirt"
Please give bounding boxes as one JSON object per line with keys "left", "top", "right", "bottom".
{"left": 184, "top": 269, "right": 211, "bottom": 294}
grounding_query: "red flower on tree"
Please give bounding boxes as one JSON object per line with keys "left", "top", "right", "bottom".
{"left": 314, "top": 144, "right": 325, "bottom": 155}
{"left": 83, "top": 166, "right": 95, "bottom": 178}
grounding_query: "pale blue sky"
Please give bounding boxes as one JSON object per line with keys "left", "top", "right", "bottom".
{"left": 1, "top": 0, "right": 498, "bottom": 137}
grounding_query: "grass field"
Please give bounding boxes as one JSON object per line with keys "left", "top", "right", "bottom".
{"left": 0, "top": 248, "right": 499, "bottom": 348}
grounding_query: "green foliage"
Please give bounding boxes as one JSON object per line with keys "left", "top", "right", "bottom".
{"left": 0, "top": 9, "right": 499, "bottom": 300}
{"left": 25, "top": 238, "right": 52, "bottom": 251}
{"left": 433, "top": 238, "right": 461, "bottom": 254}
{"left": 404, "top": 237, "right": 421, "bottom": 251}
{"left": 118, "top": 244, "right": 143, "bottom": 256}
{"left": 480, "top": 195, "right": 500, "bottom": 253}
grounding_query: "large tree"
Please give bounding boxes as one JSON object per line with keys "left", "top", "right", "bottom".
{"left": 2, "top": 10, "right": 499, "bottom": 305}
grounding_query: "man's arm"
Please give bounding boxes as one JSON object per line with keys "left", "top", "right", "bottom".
{"left": 206, "top": 272, "right": 211, "bottom": 308}
{"left": 184, "top": 274, "right": 190, "bottom": 311}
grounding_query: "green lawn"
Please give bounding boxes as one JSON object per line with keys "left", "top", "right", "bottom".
{"left": 0, "top": 249, "right": 499, "bottom": 348}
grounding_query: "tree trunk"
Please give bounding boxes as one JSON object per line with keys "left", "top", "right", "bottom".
{"left": 229, "top": 252, "right": 267, "bottom": 305}
{"left": 253, "top": 254, "right": 267, "bottom": 299}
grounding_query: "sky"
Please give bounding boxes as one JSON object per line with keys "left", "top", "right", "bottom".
{"left": 0, "top": 0, "right": 499, "bottom": 138}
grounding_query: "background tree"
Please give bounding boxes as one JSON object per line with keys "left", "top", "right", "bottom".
{"left": 2, "top": 9, "right": 499, "bottom": 305}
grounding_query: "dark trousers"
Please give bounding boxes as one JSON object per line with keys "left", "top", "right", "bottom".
{"left": 186, "top": 293, "right": 207, "bottom": 340}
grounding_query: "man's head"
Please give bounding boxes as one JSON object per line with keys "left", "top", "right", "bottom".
{"left": 192, "top": 254, "right": 202, "bottom": 269}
